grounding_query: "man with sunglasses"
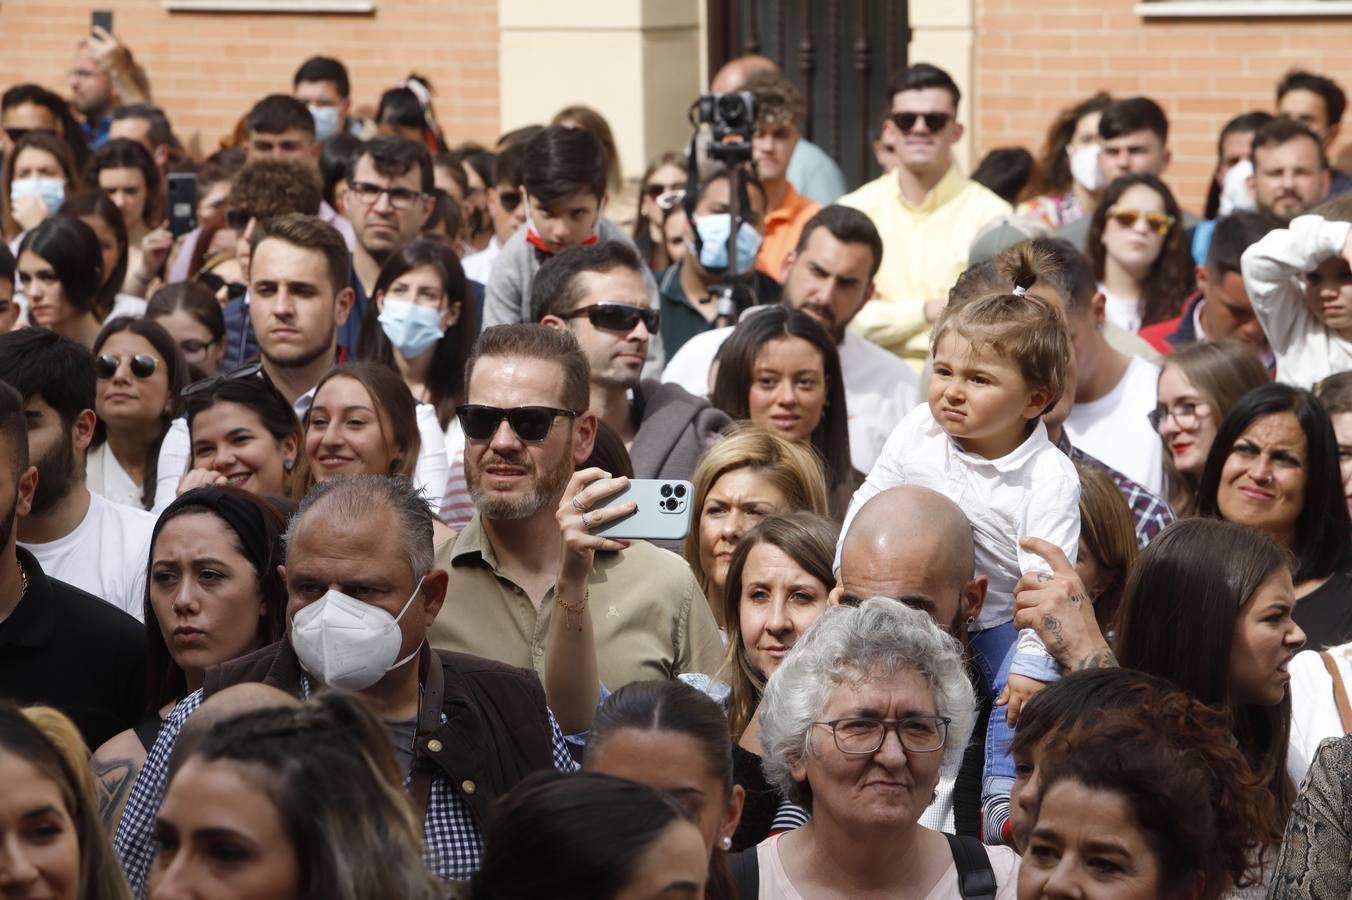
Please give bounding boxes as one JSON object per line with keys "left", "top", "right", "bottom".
{"left": 534, "top": 243, "right": 729, "bottom": 484}
{"left": 429, "top": 324, "right": 722, "bottom": 691}
{"left": 342, "top": 136, "right": 436, "bottom": 296}
{"left": 839, "top": 63, "right": 1011, "bottom": 359}
{"left": 462, "top": 139, "right": 529, "bottom": 287}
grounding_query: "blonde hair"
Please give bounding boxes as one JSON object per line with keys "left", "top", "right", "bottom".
{"left": 683, "top": 426, "right": 829, "bottom": 589}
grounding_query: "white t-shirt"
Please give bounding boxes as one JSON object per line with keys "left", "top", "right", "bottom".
{"left": 1099, "top": 282, "right": 1142, "bottom": 334}
{"left": 755, "top": 832, "right": 1019, "bottom": 899}
{"left": 661, "top": 318, "right": 919, "bottom": 472}
{"left": 86, "top": 442, "right": 146, "bottom": 510}
{"left": 19, "top": 490, "right": 156, "bottom": 621}
{"left": 1064, "top": 354, "right": 1164, "bottom": 494}
{"left": 1287, "top": 645, "right": 1352, "bottom": 787}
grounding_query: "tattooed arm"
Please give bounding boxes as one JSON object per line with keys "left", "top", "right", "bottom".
{"left": 1014, "top": 538, "right": 1119, "bottom": 672}
{"left": 91, "top": 729, "right": 149, "bottom": 830}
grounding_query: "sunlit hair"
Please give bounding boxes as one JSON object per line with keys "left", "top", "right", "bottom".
{"left": 759, "top": 599, "right": 976, "bottom": 811}
{"left": 719, "top": 511, "right": 839, "bottom": 740}
{"left": 683, "top": 425, "right": 829, "bottom": 590}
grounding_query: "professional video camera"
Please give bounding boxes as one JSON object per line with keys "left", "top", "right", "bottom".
{"left": 694, "top": 91, "right": 758, "bottom": 144}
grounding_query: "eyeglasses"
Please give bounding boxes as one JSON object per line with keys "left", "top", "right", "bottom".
{"left": 1106, "top": 206, "right": 1176, "bottom": 237}
{"left": 812, "top": 716, "right": 951, "bottom": 755}
{"left": 889, "top": 112, "right": 952, "bottom": 135}
{"left": 347, "top": 180, "right": 426, "bottom": 210}
{"left": 457, "top": 404, "right": 578, "bottom": 443}
{"left": 497, "top": 190, "right": 522, "bottom": 213}
{"left": 95, "top": 353, "right": 158, "bottom": 381}
{"left": 1148, "top": 400, "right": 1209, "bottom": 432}
{"left": 563, "top": 303, "right": 660, "bottom": 334}
{"left": 181, "top": 361, "right": 263, "bottom": 398}
{"left": 178, "top": 339, "right": 212, "bottom": 360}
{"left": 646, "top": 180, "right": 685, "bottom": 200}
{"left": 225, "top": 208, "right": 254, "bottom": 232}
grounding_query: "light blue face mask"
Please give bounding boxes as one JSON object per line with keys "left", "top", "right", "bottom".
{"left": 309, "top": 105, "right": 341, "bottom": 143}
{"left": 10, "top": 177, "right": 65, "bottom": 216}
{"left": 694, "top": 213, "right": 763, "bottom": 273}
{"left": 378, "top": 299, "right": 444, "bottom": 358}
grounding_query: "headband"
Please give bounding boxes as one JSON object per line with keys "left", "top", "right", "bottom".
{"left": 154, "top": 487, "right": 277, "bottom": 577}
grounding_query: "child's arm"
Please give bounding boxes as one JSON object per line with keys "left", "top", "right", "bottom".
{"left": 1242, "top": 215, "right": 1352, "bottom": 354}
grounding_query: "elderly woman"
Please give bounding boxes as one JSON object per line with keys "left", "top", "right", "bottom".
{"left": 746, "top": 599, "right": 1017, "bottom": 897}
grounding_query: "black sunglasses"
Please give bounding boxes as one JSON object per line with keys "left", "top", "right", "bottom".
{"left": 889, "top": 111, "right": 951, "bottom": 134}
{"left": 497, "top": 190, "right": 522, "bottom": 213}
{"left": 563, "top": 303, "right": 660, "bottom": 334}
{"left": 181, "top": 361, "right": 263, "bottom": 398}
{"left": 95, "top": 353, "right": 158, "bottom": 381}
{"left": 457, "top": 404, "right": 578, "bottom": 443}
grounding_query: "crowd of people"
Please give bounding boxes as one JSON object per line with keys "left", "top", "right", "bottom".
{"left": 3, "top": 20, "right": 1352, "bottom": 900}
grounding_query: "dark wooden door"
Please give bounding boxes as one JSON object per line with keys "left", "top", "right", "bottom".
{"left": 707, "top": 0, "right": 911, "bottom": 189}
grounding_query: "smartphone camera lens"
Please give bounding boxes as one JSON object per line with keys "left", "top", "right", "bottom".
{"left": 660, "top": 484, "right": 672, "bottom": 498}
{"left": 674, "top": 484, "right": 687, "bottom": 498}
{"left": 665, "top": 498, "right": 679, "bottom": 511}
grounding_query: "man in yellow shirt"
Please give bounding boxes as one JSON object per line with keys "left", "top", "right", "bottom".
{"left": 747, "top": 70, "right": 822, "bottom": 283}
{"left": 840, "top": 63, "right": 1010, "bottom": 358}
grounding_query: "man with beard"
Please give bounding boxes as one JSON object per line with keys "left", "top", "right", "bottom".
{"left": 1249, "top": 117, "right": 1332, "bottom": 221}
{"left": 342, "top": 136, "right": 436, "bottom": 296}
{"left": 0, "top": 380, "right": 144, "bottom": 750}
{"left": 0, "top": 329, "right": 156, "bottom": 619}
{"left": 661, "top": 205, "right": 919, "bottom": 471}
{"left": 429, "top": 324, "right": 722, "bottom": 690}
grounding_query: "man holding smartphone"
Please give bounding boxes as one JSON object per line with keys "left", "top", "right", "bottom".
{"left": 73, "top": 13, "right": 152, "bottom": 150}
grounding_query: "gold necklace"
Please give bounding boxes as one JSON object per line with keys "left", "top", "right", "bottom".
{"left": 17, "top": 558, "right": 27, "bottom": 597}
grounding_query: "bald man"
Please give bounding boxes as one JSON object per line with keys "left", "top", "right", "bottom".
{"left": 710, "top": 55, "right": 848, "bottom": 204}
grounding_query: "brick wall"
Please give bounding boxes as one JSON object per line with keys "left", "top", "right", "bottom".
{"left": 975, "top": 0, "right": 1352, "bottom": 212}
{"left": 0, "top": 0, "right": 501, "bottom": 157}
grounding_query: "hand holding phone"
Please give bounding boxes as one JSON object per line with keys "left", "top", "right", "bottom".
{"left": 91, "top": 9, "right": 113, "bottom": 36}
{"left": 167, "top": 173, "right": 198, "bottom": 238}
{"left": 591, "top": 478, "right": 693, "bottom": 542}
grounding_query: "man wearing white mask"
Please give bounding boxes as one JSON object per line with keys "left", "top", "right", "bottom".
{"left": 292, "top": 55, "right": 369, "bottom": 141}
{"left": 113, "top": 474, "right": 576, "bottom": 891}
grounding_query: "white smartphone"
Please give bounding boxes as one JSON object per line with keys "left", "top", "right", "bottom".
{"left": 592, "top": 479, "right": 694, "bottom": 542}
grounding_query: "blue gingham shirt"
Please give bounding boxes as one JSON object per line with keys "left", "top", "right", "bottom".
{"left": 114, "top": 678, "right": 576, "bottom": 894}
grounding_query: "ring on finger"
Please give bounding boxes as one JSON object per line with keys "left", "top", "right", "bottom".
{"left": 571, "top": 496, "right": 587, "bottom": 513}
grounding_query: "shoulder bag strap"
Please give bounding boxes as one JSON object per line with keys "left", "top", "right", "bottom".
{"left": 726, "top": 846, "right": 760, "bottom": 900}
{"left": 1319, "top": 651, "right": 1352, "bottom": 733}
{"left": 944, "top": 832, "right": 998, "bottom": 900}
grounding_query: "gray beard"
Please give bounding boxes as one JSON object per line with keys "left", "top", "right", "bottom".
{"left": 466, "top": 450, "right": 573, "bottom": 521}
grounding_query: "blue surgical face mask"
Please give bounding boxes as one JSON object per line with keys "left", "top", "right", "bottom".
{"left": 694, "top": 213, "right": 762, "bottom": 273}
{"left": 379, "top": 299, "right": 444, "bottom": 358}
{"left": 309, "top": 105, "right": 341, "bottom": 143}
{"left": 10, "top": 177, "right": 65, "bottom": 216}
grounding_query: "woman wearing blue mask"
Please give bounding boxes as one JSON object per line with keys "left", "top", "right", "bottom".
{"left": 356, "top": 238, "right": 477, "bottom": 524}
{"left": 2, "top": 131, "right": 80, "bottom": 245}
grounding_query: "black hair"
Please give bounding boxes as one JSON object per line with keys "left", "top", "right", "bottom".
{"left": 793, "top": 205, "right": 884, "bottom": 280}
{"left": 293, "top": 56, "right": 351, "bottom": 98}
{"left": 0, "top": 327, "right": 96, "bottom": 429}
{"left": 355, "top": 239, "right": 475, "bottom": 430}
{"left": 247, "top": 94, "right": 316, "bottom": 138}
{"left": 375, "top": 76, "right": 446, "bottom": 153}
{"left": 90, "top": 316, "right": 190, "bottom": 510}
{"left": 0, "top": 381, "right": 28, "bottom": 478}
{"left": 1204, "top": 111, "right": 1275, "bottom": 219}
{"left": 491, "top": 139, "right": 528, "bottom": 188}
{"left": 458, "top": 146, "right": 496, "bottom": 190}
{"left": 579, "top": 419, "right": 636, "bottom": 479}
{"left": 110, "top": 104, "right": 178, "bottom": 150}
{"left": 887, "top": 62, "right": 961, "bottom": 109}
{"left": 0, "top": 240, "right": 13, "bottom": 285}
{"left": 0, "top": 83, "right": 90, "bottom": 171}
{"left": 531, "top": 241, "right": 645, "bottom": 322}
{"left": 184, "top": 374, "right": 301, "bottom": 450}
{"left": 56, "top": 190, "right": 127, "bottom": 320}
{"left": 17, "top": 216, "right": 104, "bottom": 316}
{"left": 1013, "top": 667, "right": 1184, "bottom": 758}
{"left": 319, "top": 132, "right": 363, "bottom": 208}
{"left": 86, "top": 137, "right": 162, "bottom": 227}
{"left": 971, "top": 147, "right": 1035, "bottom": 205}
{"left": 1099, "top": 96, "right": 1169, "bottom": 144}
{"left": 1197, "top": 383, "right": 1350, "bottom": 583}
{"left": 1206, "top": 211, "right": 1282, "bottom": 280}
{"left": 348, "top": 135, "right": 434, "bottom": 195}
{"left": 1278, "top": 69, "right": 1347, "bottom": 127}
{"left": 523, "top": 125, "right": 608, "bottom": 204}
{"left": 1250, "top": 117, "right": 1329, "bottom": 171}
{"left": 473, "top": 770, "right": 697, "bottom": 900}
{"left": 147, "top": 282, "right": 227, "bottom": 344}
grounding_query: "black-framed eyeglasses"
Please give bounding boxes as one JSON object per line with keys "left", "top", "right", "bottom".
{"left": 181, "top": 362, "right": 263, "bottom": 398}
{"left": 497, "top": 189, "right": 522, "bottom": 213}
{"left": 1147, "top": 400, "right": 1209, "bottom": 432}
{"left": 563, "top": 303, "right": 660, "bottom": 334}
{"left": 889, "top": 112, "right": 951, "bottom": 134}
{"left": 457, "top": 404, "right": 578, "bottom": 443}
{"left": 95, "top": 353, "right": 159, "bottom": 381}
{"left": 812, "top": 716, "right": 951, "bottom": 755}
{"left": 347, "top": 180, "right": 426, "bottom": 210}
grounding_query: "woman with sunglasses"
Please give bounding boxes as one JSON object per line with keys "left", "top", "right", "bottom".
{"left": 89, "top": 317, "right": 189, "bottom": 512}
{"left": 146, "top": 282, "right": 227, "bottom": 379}
{"left": 1087, "top": 173, "right": 1193, "bottom": 334}
{"left": 15, "top": 215, "right": 104, "bottom": 347}
{"left": 356, "top": 239, "right": 477, "bottom": 524}
{"left": 632, "top": 150, "right": 686, "bottom": 273}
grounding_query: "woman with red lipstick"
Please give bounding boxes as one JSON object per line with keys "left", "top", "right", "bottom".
{"left": 1115, "top": 518, "right": 1306, "bottom": 895}
{"left": 1154, "top": 340, "right": 1270, "bottom": 517}
{"left": 90, "top": 487, "right": 289, "bottom": 828}
{"left": 1197, "top": 383, "right": 1352, "bottom": 650}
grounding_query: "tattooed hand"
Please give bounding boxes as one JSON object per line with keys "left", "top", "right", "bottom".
{"left": 1014, "top": 537, "right": 1117, "bottom": 672}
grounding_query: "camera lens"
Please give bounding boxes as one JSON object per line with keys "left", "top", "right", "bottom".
{"left": 664, "top": 498, "right": 678, "bottom": 511}
{"left": 660, "top": 484, "right": 672, "bottom": 498}
{"left": 716, "top": 94, "right": 747, "bottom": 125}
{"left": 674, "top": 484, "right": 687, "bottom": 498}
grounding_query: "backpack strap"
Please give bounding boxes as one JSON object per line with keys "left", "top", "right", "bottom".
{"left": 1319, "top": 651, "right": 1352, "bottom": 733}
{"left": 944, "top": 833, "right": 998, "bottom": 900}
{"left": 726, "top": 846, "right": 760, "bottom": 900}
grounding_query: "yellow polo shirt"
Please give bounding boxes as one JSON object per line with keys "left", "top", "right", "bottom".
{"left": 839, "top": 164, "right": 1011, "bottom": 357}
{"left": 428, "top": 514, "right": 725, "bottom": 690}
{"left": 756, "top": 182, "right": 821, "bottom": 282}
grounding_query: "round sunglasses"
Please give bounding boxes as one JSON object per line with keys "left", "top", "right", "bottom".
{"left": 95, "top": 353, "right": 159, "bottom": 381}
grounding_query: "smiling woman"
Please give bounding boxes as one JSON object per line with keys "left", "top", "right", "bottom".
{"left": 304, "top": 361, "right": 419, "bottom": 487}
{"left": 182, "top": 371, "right": 305, "bottom": 500}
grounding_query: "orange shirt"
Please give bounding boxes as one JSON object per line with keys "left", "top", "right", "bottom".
{"left": 756, "top": 181, "right": 821, "bottom": 282}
